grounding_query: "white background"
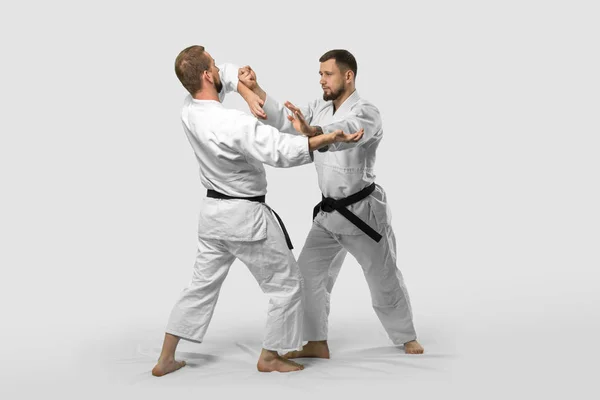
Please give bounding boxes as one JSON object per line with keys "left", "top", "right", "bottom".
{"left": 1, "top": 1, "right": 598, "bottom": 398}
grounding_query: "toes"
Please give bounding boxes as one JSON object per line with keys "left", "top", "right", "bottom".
{"left": 291, "top": 363, "right": 304, "bottom": 371}
{"left": 284, "top": 359, "right": 304, "bottom": 370}
{"left": 405, "top": 347, "right": 424, "bottom": 354}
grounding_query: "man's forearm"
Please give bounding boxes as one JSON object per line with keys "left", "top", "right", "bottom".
{"left": 237, "top": 81, "right": 261, "bottom": 102}
{"left": 252, "top": 85, "right": 266, "bottom": 102}
{"left": 308, "top": 132, "right": 334, "bottom": 152}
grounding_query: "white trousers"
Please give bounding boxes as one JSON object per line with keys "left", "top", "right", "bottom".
{"left": 165, "top": 211, "right": 304, "bottom": 353}
{"left": 298, "top": 221, "right": 417, "bottom": 345}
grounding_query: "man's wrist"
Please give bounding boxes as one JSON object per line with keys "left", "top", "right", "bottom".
{"left": 254, "top": 86, "right": 266, "bottom": 99}
{"left": 312, "top": 125, "right": 323, "bottom": 137}
{"left": 318, "top": 131, "right": 333, "bottom": 152}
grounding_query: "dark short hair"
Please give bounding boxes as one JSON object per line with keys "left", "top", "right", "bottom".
{"left": 174, "top": 45, "right": 211, "bottom": 95}
{"left": 319, "top": 49, "right": 357, "bottom": 78}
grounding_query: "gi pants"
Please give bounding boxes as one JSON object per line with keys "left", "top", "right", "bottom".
{"left": 299, "top": 218, "right": 417, "bottom": 345}
{"left": 166, "top": 208, "right": 304, "bottom": 353}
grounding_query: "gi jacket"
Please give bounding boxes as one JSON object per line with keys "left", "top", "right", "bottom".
{"left": 181, "top": 64, "right": 313, "bottom": 241}
{"left": 262, "top": 91, "right": 392, "bottom": 235}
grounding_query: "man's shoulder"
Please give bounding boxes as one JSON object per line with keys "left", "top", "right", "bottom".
{"left": 218, "top": 108, "right": 257, "bottom": 131}
{"left": 348, "top": 98, "right": 381, "bottom": 119}
{"left": 355, "top": 97, "right": 379, "bottom": 110}
{"left": 186, "top": 104, "right": 251, "bottom": 126}
{"left": 221, "top": 107, "right": 248, "bottom": 117}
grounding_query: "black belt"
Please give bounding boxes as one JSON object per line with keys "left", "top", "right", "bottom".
{"left": 312, "top": 182, "right": 382, "bottom": 243}
{"left": 207, "top": 189, "right": 293, "bottom": 249}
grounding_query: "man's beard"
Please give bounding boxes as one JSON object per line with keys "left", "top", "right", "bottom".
{"left": 215, "top": 79, "right": 223, "bottom": 93}
{"left": 323, "top": 85, "right": 343, "bottom": 101}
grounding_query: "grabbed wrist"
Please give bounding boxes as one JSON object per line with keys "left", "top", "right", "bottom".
{"left": 254, "top": 86, "right": 266, "bottom": 97}
{"left": 311, "top": 125, "right": 323, "bottom": 137}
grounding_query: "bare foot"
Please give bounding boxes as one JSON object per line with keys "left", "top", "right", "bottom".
{"left": 404, "top": 340, "right": 424, "bottom": 354}
{"left": 257, "top": 349, "right": 304, "bottom": 372}
{"left": 283, "top": 341, "right": 330, "bottom": 359}
{"left": 152, "top": 358, "right": 186, "bottom": 377}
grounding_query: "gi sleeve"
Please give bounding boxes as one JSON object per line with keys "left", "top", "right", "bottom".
{"left": 322, "top": 103, "right": 383, "bottom": 151}
{"left": 233, "top": 115, "right": 313, "bottom": 168}
{"left": 217, "top": 63, "right": 240, "bottom": 102}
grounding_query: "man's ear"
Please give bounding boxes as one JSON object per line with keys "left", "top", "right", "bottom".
{"left": 346, "top": 70, "right": 354, "bottom": 83}
{"left": 203, "top": 70, "right": 213, "bottom": 84}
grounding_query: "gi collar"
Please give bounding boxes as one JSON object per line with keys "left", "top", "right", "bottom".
{"left": 333, "top": 89, "right": 360, "bottom": 116}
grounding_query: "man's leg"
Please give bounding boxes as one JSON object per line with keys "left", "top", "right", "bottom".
{"left": 284, "top": 222, "right": 346, "bottom": 359}
{"left": 153, "top": 237, "right": 235, "bottom": 376}
{"left": 231, "top": 210, "right": 312, "bottom": 372}
{"left": 152, "top": 333, "right": 185, "bottom": 377}
{"left": 340, "top": 225, "right": 424, "bottom": 354}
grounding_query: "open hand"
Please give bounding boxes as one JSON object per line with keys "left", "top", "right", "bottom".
{"left": 332, "top": 128, "right": 364, "bottom": 143}
{"left": 285, "top": 101, "right": 313, "bottom": 136}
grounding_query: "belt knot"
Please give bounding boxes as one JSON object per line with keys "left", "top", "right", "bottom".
{"left": 321, "top": 197, "right": 337, "bottom": 213}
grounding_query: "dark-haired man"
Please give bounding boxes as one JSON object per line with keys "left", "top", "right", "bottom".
{"left": 239, "top": 49, "right": 424, "bottom": 357}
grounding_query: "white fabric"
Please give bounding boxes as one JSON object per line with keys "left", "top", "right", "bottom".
{"left": 262, "top": 91, "right": 417, "bottom": 344}
{"left": 263, "top": 90, "right": 388, "bottom": 235}
{"left": 297, "top": 220, "right": 416, "bottom": 345}
{"left": 216, "top": 63, "right": 240, "bottom": 103}
{"left": 166, "top": 210, "right": 304, "bottom": 353}
{"left": 166, "top": 67, "right": 313, "bottom": 352}
{"left": 181, "top": 97, "right": 312, "bottom": 241}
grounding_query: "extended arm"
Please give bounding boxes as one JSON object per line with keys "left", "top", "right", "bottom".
{"left": 231, "top": 115, "right": 363, "bottom": 168}
{"left": 287, "top": 102, "right": 382, "bottom": 152}
{"left": 321, "top": 104, "right": 381, "bottom": 151}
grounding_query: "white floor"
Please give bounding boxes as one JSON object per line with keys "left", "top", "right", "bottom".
{"left": 5, "top": 254, "right": 596, "bottom": 400}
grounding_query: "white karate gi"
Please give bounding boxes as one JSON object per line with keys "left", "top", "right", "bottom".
{"left": 262, "top": 90, "right": 417, "bottom": 345}
{"left": 165, "top": 64, "right": 313, "bottom": 353}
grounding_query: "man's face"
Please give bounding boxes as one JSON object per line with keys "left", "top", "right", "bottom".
{"left": 206, "top": 53, "right": 223, "bottom": 93}
{"left": 319, "top": 59, "right": 346, "bottom": 101}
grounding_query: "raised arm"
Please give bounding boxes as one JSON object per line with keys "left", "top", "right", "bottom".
{"left": 216, "top": 63, "right": 266, "bottom": 119}
{"left": 321, "top": 103, "right": 381, "bottom": 151}
{"left": 238, "top": 66, "right": 316, "bottom": 133}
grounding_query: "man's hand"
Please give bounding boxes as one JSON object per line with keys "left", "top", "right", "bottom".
{"left": 238, "top": 65, "right": 267, "bottom": 118}
{"left": 331, "top": 128, "right": 364, "bottom": 143}
{"left": 246, "top": 91, "right": 266, "bottom": 119}
{"left": 238, "top": 66, "right": 258, "bottom": 91}
{"left": 237, "top": 66, "right": 266, "bottom": 119}
{"left": 285, "top": 101, "right": 317, "bottom": 136}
